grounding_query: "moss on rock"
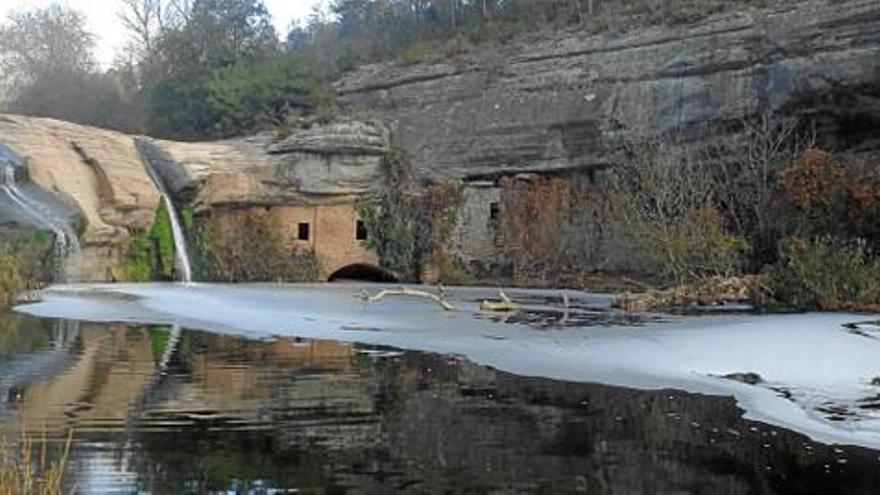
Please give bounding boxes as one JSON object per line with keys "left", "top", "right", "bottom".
{"left": 119, "top": 202, "right": 180, "bottom": 281}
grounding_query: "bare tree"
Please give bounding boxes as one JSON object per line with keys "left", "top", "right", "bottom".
{"left": 609, "top": 135, "right": 749, "bottom": 283}
{"left": 0, "top": 5, "right": 96, "bottom": 86}
{"left": 714, "top": 113, "right": 815, "bottom": 263}
{"left": 118, "top": 0, "right": 166, "bottom": 57}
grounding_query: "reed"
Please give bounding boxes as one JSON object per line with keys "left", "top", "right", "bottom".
{"left": 0, "top": 426, "right": 73, "bottom": 495}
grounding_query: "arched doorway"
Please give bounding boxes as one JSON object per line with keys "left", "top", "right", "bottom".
{"left": 327, "top": 263, "right": 398, "bottom": 283}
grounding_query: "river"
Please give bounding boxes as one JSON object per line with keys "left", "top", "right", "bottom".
{"left": 3, "top": 283, "right": 880, "bottom": 493}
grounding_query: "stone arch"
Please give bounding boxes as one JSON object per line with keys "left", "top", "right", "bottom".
{"left": 327, "top": 263, "right": 398, "bottom": 283}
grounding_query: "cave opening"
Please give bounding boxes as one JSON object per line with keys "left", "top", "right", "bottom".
{"left": 328, "top": 263, "right": 398, "bottom": 283}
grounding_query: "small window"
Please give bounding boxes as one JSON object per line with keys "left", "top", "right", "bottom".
{"left": 356, "top": 220, "right": 368, "bottom": 241}
{"left": 489, "top": 202, "right": 500, "bottom": 222}
{"left": 297, "top": 222, "right": 310, "bottom": 241}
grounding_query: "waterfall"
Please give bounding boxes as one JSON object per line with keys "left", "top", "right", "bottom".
{"left": 140, "top": 158, "right": 193, "bottom": 283}
{"left": 1, "top": 165, "right": 80, "bottom": 277}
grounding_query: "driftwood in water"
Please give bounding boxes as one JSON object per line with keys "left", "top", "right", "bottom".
{"left": 480, "top": 288, "right": 522, "bottom": 312}
{"left": 362, "top": 286, "right": 457, "bottom": 311}
{"left": 559, "top": 290, "right": 570, "bottom": 326}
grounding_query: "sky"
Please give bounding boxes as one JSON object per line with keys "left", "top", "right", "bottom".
{"left": 1, "top": 0, "right": 324, "bottom": 67}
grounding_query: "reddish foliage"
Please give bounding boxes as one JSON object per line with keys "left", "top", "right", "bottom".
{"left": 848, "top": 183, "right": 880, "bottom": 210}
{"left": 777, "top": 149, "right": 845, "bottom": 209}
{"left": 499, "top": 174, "right": 584, "bottom": 282}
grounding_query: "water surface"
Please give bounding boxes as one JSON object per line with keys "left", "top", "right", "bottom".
{"left": 2, "top": 310, "right": 880, "bottom": 493}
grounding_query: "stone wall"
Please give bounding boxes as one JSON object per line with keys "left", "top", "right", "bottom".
{"left": 449, "top": 181, "right": 502, "bottom": 276}
{"left": 266, "top": 202, "right": 378, "bottom": 279}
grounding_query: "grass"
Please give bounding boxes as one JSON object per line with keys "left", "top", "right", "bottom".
{"left": 0, "top": 426, "right": 73, "bottom": 495}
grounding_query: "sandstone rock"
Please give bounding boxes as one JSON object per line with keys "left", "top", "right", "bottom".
{"left": 0, "top": 115, "right": 161, "bottom": 281}
{"left": 0, "top": 115, "right": 390, "bottom": 282}
{"left": 268, "top": 120, "right": 389, "bottom": 155}
{"left": 143, "top": 120, "right": 390, "bottom": 209}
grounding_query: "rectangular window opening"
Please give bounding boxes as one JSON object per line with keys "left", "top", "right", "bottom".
{"left": 356, "top": 220, "right": 368, "bottom": 241}
{"left": 297, "top": 222, "right": 310, "bottom": 241}
{"left": 489, "top": 202, "right": 500, "bottom": 222}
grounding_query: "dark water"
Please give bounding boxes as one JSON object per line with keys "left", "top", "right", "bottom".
{"left": 1, "top": 311, "right": 880, "bottom": 494}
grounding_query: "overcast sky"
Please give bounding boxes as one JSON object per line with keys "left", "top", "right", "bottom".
{"left": 1, "top": 0, "right": 324, "bottom": 67}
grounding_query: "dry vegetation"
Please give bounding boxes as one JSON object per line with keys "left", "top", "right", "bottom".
{"left": 193, "top": 208, "right": 320, "bottom": 283}
{"left": 459, "top": 111, "right": 880, "bottom": 311}
{"left": 0, "top": 428, "right": 72, "bottom": 495}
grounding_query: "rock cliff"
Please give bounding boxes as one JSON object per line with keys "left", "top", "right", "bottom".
{"left": 137, "top": 120, "right": 389, "bottom": 211}
{"left": 3, "top": 0, "right": 880, "bottom": 282}
{"left": 336, "top": 0, "right": 880, "bottom": 180}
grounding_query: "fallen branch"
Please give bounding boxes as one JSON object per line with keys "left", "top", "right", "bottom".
{"left": 361, "top": 286, "right": 457, "bottom": 311}
{"left": 480, "top": 288, "right": 521, "bottom": 312}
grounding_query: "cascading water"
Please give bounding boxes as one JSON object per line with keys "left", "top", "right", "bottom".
{"left": 0, "top": 163, "right": 80, "bottom": 278}
{"left": 140, "top": 156, "right": 193, "bottom": 283}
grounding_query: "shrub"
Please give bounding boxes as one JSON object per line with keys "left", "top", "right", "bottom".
{"left": 358, "top": 150, "right": 463, "bottom": 282}
{"left": 632, "top": 206, "right": 750, "bottom": 284}
{"left": 611, "top": 137, "right": 750, "bottom": 284}
{"left": 760, "top": 236, "right": 880, "bottom": 311}
{"left": 430, "top": 251, "right": 475, "bottom": 286}
{"left": 193, "top": 209, "right": 320, "bottom": 283}
{"left": 0, "top": 246, "right": 24, "bottom": 308}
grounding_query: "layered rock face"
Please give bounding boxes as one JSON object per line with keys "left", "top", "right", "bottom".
{"left": 336, "top": 0, "right": 880, "bottom": 181}
{"left": 139, "top": 120, "right": 389, "bottom": 210}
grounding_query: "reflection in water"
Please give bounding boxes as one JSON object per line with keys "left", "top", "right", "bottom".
{"left": 1, "top": 310, "right": 879, "bottom": 493}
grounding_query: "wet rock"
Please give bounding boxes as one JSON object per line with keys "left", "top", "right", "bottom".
{"left": 723, "top": 372, "right": 764, "bottom": 385}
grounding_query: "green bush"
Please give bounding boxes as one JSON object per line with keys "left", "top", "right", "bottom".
{"left": 357, "top": 152, "right": 463, "bottom": 282}
{"left": 760, "top": 236, "right": 880, "bottom": 311}
{"left": 432, "top": 251, "right": 475, "bottom": 286}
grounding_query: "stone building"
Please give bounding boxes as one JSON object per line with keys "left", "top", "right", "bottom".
{"left": 264, "top": 201, "right": 378, "bottom": 280}
{"left": 140, "top": 120, "right": 391, "bottom": 281}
